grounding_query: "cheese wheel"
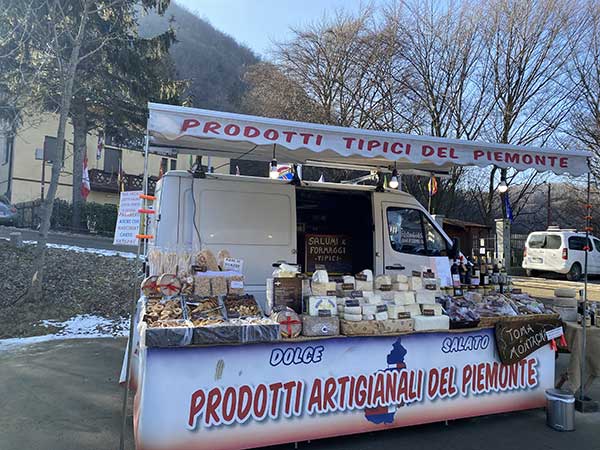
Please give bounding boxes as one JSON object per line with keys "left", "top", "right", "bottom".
{"left": 344, "top": 313, "right": 362, "bottom": 322}
{"left": 141, "top": 275, "right": 159, "bottom": 297}
{"left": 375, "top": 311, "right": 389, "bottom": 321}
{"left": 374, "top": 275, "right": 392, "bottom": 289}
{"left": 355, "top": 280, "right": 373, "bottom": 291}
{"left": 391, "top": 274, "right": 408, "bottom": 283}
{"left": 392, "top": 282, "right": 409, "bottom": 291}
{"left": 157, "top": 274, "right": 181, "bottom": 296}
{"left": 362, "top": 304, "right": 377, "bottom": 315}
{"left": 344, "top": 306, "right": 362, "bottom": 314}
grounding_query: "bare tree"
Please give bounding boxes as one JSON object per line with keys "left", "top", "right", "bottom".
{"left": 566, "top": 0, "right": 600, "bottom": 177}
{"left": 1, "top": 0, "right": 121, "bottom": 300}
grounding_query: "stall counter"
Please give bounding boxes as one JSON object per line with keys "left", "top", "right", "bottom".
{"left": 132, "top": 326, "right": 554, "bottom": 450}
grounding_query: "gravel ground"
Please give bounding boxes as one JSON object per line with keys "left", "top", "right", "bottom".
{"left": 0, "top": 240, "right": 138, "bottom": 338}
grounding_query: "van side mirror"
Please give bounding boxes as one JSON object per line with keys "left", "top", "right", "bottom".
{"left": 449, "top": 238, "right": 460, "bottom": 259}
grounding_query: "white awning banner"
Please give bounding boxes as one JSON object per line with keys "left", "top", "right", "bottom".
{"left": 148, "top": 103, "right": 591, "bottom": 176}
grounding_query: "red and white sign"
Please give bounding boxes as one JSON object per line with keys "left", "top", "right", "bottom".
{"left": 148, "top": 103, "right": 590, "bottom": 176}
{"left": 133, "top": 328, "right": 554, "bottom": 450}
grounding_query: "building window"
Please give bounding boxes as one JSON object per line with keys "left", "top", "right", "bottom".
{"left": 170, "top": 158, "right": 177, "bottom": 170}
{"left": 104, "top": 148, "right": 122, "bottom": 174}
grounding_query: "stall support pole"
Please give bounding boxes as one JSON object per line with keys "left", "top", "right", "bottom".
{"left": 575, "top": 168, "right": 598, "bottom": 413}
{"left": 119, "top": 133, "right": 150, "bottom": 450}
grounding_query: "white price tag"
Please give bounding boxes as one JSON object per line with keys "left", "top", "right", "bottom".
{"left": 230, "top": 280, "right": 244, "bottom": 289}
{"left": 546, "top": 327, "right": 564, "bottom": 340}
{"left": 223, "top": 257, "right": 244, "bottom": 273}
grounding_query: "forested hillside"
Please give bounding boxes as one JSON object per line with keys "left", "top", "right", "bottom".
{"left": 139, "top": 2, "right": 259, "bottom": 112}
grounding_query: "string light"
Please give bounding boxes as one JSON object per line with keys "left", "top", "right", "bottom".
{"left": 389, "top": 163, "right": 399, "bottom": 189}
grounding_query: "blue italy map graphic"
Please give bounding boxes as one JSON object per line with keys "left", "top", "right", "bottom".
{"left": 364, "top": 337, "right": 407, "bottom": 424}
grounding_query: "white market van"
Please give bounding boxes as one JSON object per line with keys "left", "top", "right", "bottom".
{"left": 151, "top": 170, "right": 458, "bottom": 301}
{"left": 522, "top": 227, "right": 600, "bottom": 280}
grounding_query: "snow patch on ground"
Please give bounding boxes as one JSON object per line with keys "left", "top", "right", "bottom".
{"left": 0, "top": 314, "right": 129, "bottom": 352}
{"left": 0, "top": 236, "right": 138, "bottom": 259}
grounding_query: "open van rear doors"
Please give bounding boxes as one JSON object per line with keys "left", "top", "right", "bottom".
{"left": 373, "top": 192, "right": 453, "bottom": 278}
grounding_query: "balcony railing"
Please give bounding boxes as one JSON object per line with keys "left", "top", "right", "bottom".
{"left": 89, "top": 169, "right": 157, "bottom": 195}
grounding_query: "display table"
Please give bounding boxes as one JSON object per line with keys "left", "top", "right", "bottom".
{"left": 560, "top": 322, "right": 600, "bottom": 392}
{"left": 130, "top": 326, "right": 554, "bottom": 450}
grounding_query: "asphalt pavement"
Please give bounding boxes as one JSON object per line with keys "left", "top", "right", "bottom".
{"left": 0, "top": 338, "right": 598, "bottom": 450}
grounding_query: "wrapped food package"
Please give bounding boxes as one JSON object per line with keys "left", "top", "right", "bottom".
{"left": 193, "top": 275, "right": 212, "bottom": 297}
{"left": 404, "top": 303, "right": 422, "bottom": 318}
{"left": 311, "top": 282, "right": 337, "bottom": 295}
{"left": 181, "top": 276, "right": 194, "bottom": 296}
{"left": 363, "top": 292, "right": 382, "bottom": 304}
{"left": 210, "top": 276, "right": 228, "bottom": 296}
{"left": 392, "top": 282, "right": 409, "bottom": 291}
{"left": 355, "top": 280, "right": 373, "bottom": 291}
{"left": 342, "top": 275, "right": 356, "bottom": 287}
{"left": 375, "top": 311, "right": 389, "bottom": 321}
{"left": 271, "top": 307, "right": 302, "bottom": 338}
{"left": 227, "top": 275, "right": 244, "bottom": 295}
{"left": 414, "top": 315, "right": 450, "bottom": 331}
{"left": 362, "top": 304, "right": 377, "bottom": 315}
{"left": 408, "top": 276, "right": 423, "bottom": 291}
{"left": 415, "top": 290, "right": 437, "bottom": 304}
{"left": 308, "top": 296, "right": 337, "bottom": 316}
{"left": 391, "top": 274, "right": 408, "bottom": 283}
{"left": 301, "top": 315, "right": 340, "bottom": 336}
{"left": 420, "top": 303, "right": 443, "bottom": 316}
{"left": 273, "top": 263, "right": 299, "bottom": 278}
{"left": 374, "top": 275, "right": 392, "bottom": 289}
{"left": 343, "top": 313, "right": 362, "bottom": 322}
{"left": 312, "top": 269, "right": 329, "bottom": 284}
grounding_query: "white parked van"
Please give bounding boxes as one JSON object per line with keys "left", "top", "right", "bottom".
{"left": 522, "top": 227, "right": 600, "bottom": 281}
{"left": 151, "top": 171, "right": 458, "bottom": 302}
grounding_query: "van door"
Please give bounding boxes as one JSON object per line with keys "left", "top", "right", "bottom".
{"left": 193, "top": 177, "right": 297, "bottom": 300}
{"left": 592, "top": 238, "right": 600, "bottom": 274}
{"left": 373, "top": 193, "right": 452, "bottom": 276}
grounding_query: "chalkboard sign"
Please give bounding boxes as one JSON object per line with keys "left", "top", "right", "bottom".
{"left": 495, "top": 317, "right": 562, "bottom": 364}
{"left": 305, "top": 234, "right": 352, "bottom": 274}
{"left": 273, "top": 278, "right": 303, "bottom": 313}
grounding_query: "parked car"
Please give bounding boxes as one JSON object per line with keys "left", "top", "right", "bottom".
{"left": 0, "top": 195, "right": 17, "bottom": 225}
{"left": 522, "top": 227, "right": 600, "bottom": 281}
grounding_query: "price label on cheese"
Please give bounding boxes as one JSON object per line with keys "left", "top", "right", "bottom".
{"left": 546, "top": 327, "right": 564, "bottom": 340}
{"left": 341, "top": 283, "right": 354, "bottom": 290}
{"left": 412, "top": 270, "right": 422, "bottom": 277}
{"left": 397, "top": 312, "right": 411, "bottom": 319}
{"left": 376, "top": 304, "right": 388, "bottom": 313}
{"left": 378, "top": 284, "right": 393, "bottom": 291}
{"left": 223, "top": 258, "right": 244, "bottom": 273}
{"left": 355, "top": 273, "right": 367, "bottom": 281}
{"left": 318, "top": 309, "right": 332, "bottom": 317}
{"left": 345, "top": 299, "right": 360, "bottom": 307}
{"left": 230, "top": 280, "right": 244, "bottom": 289}
{"left": 422, "top": 270, "right": 435, "bottom": 279}
{"left": 350, "top": 290, "right": 363, "bottom": 298}
{"left": 423, "top": 309, "right": 435, "bottom": 316}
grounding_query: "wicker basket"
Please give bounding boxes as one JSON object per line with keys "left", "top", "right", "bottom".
{"left": 479, "top": 313, "right": 560, "bottom": 328}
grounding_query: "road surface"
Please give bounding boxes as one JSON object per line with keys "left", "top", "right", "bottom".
{"left": 0, "top": 338, "right": 598, "bottom": 450}
{"left": 513, "top": 276, "right": 600, "bottom": 302}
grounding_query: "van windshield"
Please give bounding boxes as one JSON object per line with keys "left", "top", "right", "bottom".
{"left": 528, "top": 234, "right": 561, "bottom": 249}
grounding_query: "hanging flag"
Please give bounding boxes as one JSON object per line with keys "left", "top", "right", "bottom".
{"left": 96, "top": 133, "right": 104, "bottom": 160}
{"left": 81, "top": 155, "right": 91, "bottom": 200}
{"left": 504, "top": 192, "right": 514, "bottom": 223}
{"left": 428, "top": 175, "right": 438, "bottom": 196}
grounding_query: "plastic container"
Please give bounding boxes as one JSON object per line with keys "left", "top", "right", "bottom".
{"left": 545, "top": 389, "right": 575, "bottom": 431}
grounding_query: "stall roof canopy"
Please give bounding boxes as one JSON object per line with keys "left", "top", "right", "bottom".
{"left": 148, "top": 102, "right": 591, "bottom": 176}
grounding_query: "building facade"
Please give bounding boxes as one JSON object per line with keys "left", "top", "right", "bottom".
{"left": 3, "top": 113, "right": 229, "bottom": 205}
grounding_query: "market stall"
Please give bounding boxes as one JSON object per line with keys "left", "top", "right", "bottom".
{"left": 121, "top": 103, "right": 593, "bottom": 450}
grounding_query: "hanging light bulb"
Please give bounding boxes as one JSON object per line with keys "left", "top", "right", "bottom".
{"left": 318, "top": 173, "right": 325, "bottom": 183}
{"left": 498, "top": 180, "right": 508, "bottom": 193}
{"left": 269, "top": 144, "right": 279, "bottom": 179}
{"left": 389, "top": 168, "right": 399, "bottom": 189}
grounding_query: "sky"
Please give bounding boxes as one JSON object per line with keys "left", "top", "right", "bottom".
{"left": 177, "top": 0, "right": 383, "bottom": 57}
